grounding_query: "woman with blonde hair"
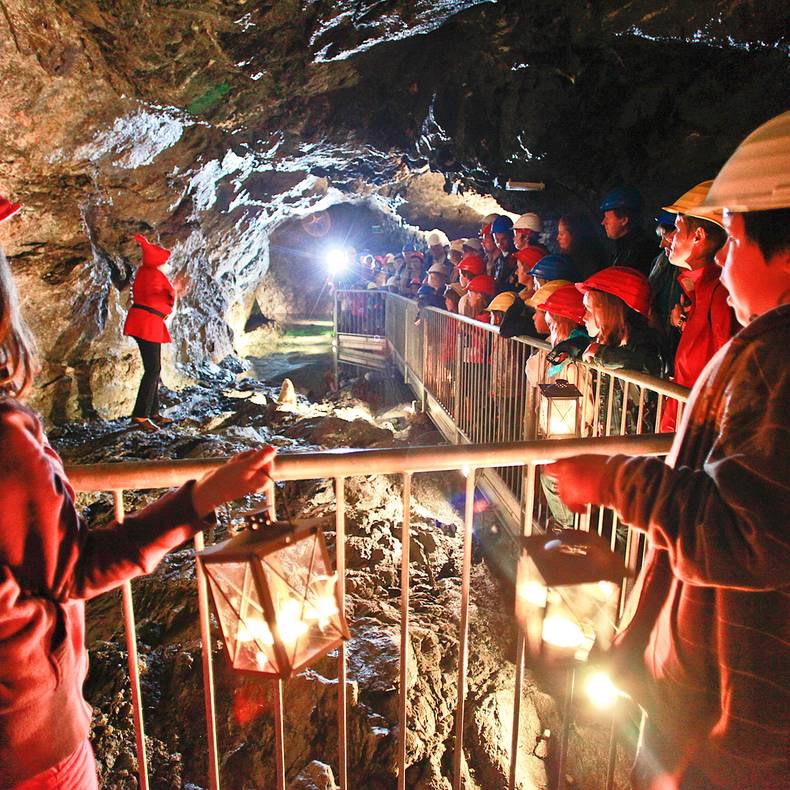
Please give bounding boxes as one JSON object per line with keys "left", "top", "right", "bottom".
{"left": 0, "top": 201, "right": 277, "bottom": 789}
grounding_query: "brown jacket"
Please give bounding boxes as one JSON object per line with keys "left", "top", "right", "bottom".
{"left": 597, "top": 304, "right": 790, "bottom": 788}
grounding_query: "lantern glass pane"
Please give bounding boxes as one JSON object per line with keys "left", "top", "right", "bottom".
{"left": 259, "top": 532, "right": 345, "bottom": 670}
{"left": 515, "top": 553, "right": 548, "bottom": 658}
{"left": 205, "top": 561, "right": 279, "bottom": 673}
{"left": 550, "top": 399, "right": 577, "bottom": 436}
{"left": 554, "top": 580, "right": 619, "bottom": 658}
{"left": 538, "top": 395, "right": 549, "bottom": 437}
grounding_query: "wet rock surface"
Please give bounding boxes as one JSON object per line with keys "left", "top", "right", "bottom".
{"left": 57, "top": 370, "right": 628, "bottom": 789}
{"left": 1, "top": 1, "right": 787, "bottom": 420}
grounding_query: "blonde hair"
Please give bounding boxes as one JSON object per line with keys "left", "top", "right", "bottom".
{"left": 546, "top": 313, "right": 577, "bottom": 345}
{"left": 0, "top": 247, "right": 37, "bottom": 397}
{"left": 586, "top": 289, "right": 629, "bottom": 346}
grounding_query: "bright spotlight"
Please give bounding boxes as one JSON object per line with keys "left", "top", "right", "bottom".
{"left": 584, "top": 671, "right": 624, "bottom": 710}
{"left": 326, "top": 247, "right": 348, "bottom": 276}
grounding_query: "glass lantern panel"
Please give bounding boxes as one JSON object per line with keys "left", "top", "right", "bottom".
{"left": 550, "top": 399, "right": 578, "bottom": 436}
{"left": 205, "top": 561, "right": 279, "bottom": 673}
{"left": 555, "top": 580, "right": 619, "bottom": 656}
{"left": 515, "top": 553, "right": 548, "bottom": 658}
{"left": 259, "top": 532, "right": 341, "bottom": 669}
{"left": 538, "top": 396, "right": 549, "bottom": 437}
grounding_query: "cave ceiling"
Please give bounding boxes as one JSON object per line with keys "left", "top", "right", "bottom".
{"left": 0, "top": 0, "right": 788, "bottom": 419}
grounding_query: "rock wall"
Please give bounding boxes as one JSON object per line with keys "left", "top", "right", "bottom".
{"left": 0, "top": 0, "right": 787, "bottom": 421}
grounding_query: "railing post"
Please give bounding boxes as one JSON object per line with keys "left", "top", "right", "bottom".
{"left": 335, "top": 477, "right": 349, "bottom": 790}
{"left": 398, "top": 473, "right": 412, "bottom": 790}
{"left": 453, "top": 470, "right": 477, "bottom": 790}
{"left": 193, "top": 529, "right": 221, "bottom": 790}
{"left": 114, "top": 490, "right": 150, "bottom": 790}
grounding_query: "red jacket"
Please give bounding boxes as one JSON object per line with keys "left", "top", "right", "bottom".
{"left": 0, "top": 398, "right": 211, "bottom": 787}
{"left": 660, "top": 263, "right": 735, "bottom": 431}
{"left": 123, "top": 263, "right": 175, "bottom": 344}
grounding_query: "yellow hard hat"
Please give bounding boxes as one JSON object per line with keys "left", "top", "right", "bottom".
{"left": 663, "top": 180, "right": 724, "bottom": 228}
{"left": 697, "top": 110, "right": 790, "bottom": 216}
{"left": 485, "top": 291, "right": 517, "bottom": 313}
{"left": 524, "top": 279, "right": 570, "bottom": 309}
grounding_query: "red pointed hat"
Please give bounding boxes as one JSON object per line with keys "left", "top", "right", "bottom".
{"left": 459, "top": 254, "right": 486, "bottom": 277}
{"left": 514, "top": 245, "right": 545, "bottom": 271}
{"left": 134, "top": 233, "right": 171, "bottom": 267}
{"left": 467, "top": 274, "right": 496, "bottom": 296}
{"left": 539, "top": 284, "right": 586, "bottom": 324}
{"left": 577, "top": 266, "right": 650, "bottom": 317}
{"left": 0, "top": 195, "right": 22, "bottom": 223}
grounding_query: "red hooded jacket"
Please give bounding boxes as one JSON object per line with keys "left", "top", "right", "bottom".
{"left": 123, "top": 249, "right": 175, "bottom": 344}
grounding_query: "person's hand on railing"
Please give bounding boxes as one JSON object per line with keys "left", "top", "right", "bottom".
{"left": 191, "top": 446, "right": 277, "bottom": 519}
{"left": 543, "top": 455, "right": 611, "bottom": 513}
{"left": 582, "top": 342, "right": 601, "bottom": 363}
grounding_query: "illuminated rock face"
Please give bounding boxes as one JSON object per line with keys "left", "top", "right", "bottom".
{"left": 0, "top": 0, "right": 787, "bottom": 420}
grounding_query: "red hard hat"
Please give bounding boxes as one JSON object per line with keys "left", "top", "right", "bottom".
{"left": 514, "top": 245, "right": 545, "bottom": 272}
{"left": 539, "top": 284, "right": 586, "bottom": 324}
{"left": 467, "top": 274, "right": 496, "bottom": 296}
{"left": 577, "top": 266, "right": 650, "bottom": 316}
{"left": 0, "top": 195, "right": 22, "bottom": 223}
{"left": 459, "top": 254, "right": 486, "bottom": 277}
{"left": 134, "top": 233, "right": 171, "bottom": 267}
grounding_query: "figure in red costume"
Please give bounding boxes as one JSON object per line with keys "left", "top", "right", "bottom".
{"left": 123, "top": 234, "right": 176, "bottom": 431}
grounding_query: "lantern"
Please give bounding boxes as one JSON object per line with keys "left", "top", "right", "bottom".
{"left": 537, "top": 379, "right": 582, "bottom": 438}
{"left": 198, "top": 510, "right": 350, "bottom": 678}
{"left": 515, "top": 530, "right": 631, "bottom": 665}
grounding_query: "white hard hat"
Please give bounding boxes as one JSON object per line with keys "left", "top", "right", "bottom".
{"left": 449, "top": 238, "right": 467, "bottom": 253}
{"left": 427, "top": 229, "right": 450, "bottom": 247}
{"left": 462, "top": 237, "right": 483, "bottom": 252}
{"left": 514, "top": 212, "right": 542, "bottom": 232}
{"left": 428, "top": 262, "right": 449, "bottom": 275}
{"left": 698, "top": 111, "right": 790, "bottom": 215}
{"left": 481, "top": 213, "right": 500, "bottom": 227}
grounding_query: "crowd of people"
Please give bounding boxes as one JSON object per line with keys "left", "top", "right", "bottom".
{"left": 0, "top": 107, "right": 788, "bottom": 790}
{"left": 355, "top": 183, "right": 738, "bottom": 429}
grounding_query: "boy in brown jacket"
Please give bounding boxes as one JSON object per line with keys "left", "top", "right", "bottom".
{"left": 546, "top": 113, "right": 790, "bottom": 790}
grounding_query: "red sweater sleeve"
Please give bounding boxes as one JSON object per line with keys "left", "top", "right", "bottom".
{"left": 0, "top": 401, "right": 213, "bottom": 602}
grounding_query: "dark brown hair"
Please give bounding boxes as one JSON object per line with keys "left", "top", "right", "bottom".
{"left": 0, "top": 247, "right": 37, "bottom": 397}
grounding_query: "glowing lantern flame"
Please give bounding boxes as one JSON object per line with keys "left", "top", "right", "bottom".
{"left": 541, "top": 615, "right": 584, "bottom": 649}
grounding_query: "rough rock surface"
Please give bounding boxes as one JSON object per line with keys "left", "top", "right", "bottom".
{"left": 1, "top": 1, "right": 787, "bottom": 420}
{"left": 56, "top": 372, "right": 628, "bottom": 789}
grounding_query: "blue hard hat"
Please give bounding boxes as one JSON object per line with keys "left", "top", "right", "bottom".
{"left": 491, "top": 215, "right": 514, "bottom": 234}
{"left": 655, "top": 209, "right": 677, "bottom": 229}
{"left": 416, "top": 284, "right": 436, "bottom": 298}
{"left": 402, "top": 243, "right": 417, "bottom": 253}
{"left": 600, "top": 186, "right": 643, "bottom": 213}
{"left": 529, "top": 254, "right": 581, "bottom": 282}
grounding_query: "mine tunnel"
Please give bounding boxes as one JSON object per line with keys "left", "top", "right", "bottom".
{"left": 1, "top": 2, "right": 789, "bottom": 790}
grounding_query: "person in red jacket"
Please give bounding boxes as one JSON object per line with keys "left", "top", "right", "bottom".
{"left": 123, "top": 234, "right": 176, "bottom": 431}
{"left": 0, "top": 215, "right": 277, "bottom": 789}
{"left": 659, "top": 183, "right": 737, "bottom": 431}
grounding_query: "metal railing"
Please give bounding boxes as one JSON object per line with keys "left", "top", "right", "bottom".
{"left": 64, "top": 292, "right": 690, "bottom": 790}
{"left": 377, "top": 291, "right": 689, "bottom": 538}
{"left": 67, "top": 434, "right": 672, "bottom": 790}
{"left": 334, "top": 289, "right": 386, "bottom": 337}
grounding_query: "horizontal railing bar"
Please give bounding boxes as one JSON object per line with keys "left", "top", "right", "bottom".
{"left": 416, "top": 304, "right": 690, "bottom": 403}
{"left": 66, "top": 434, "right": 672, "bottom": 492}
